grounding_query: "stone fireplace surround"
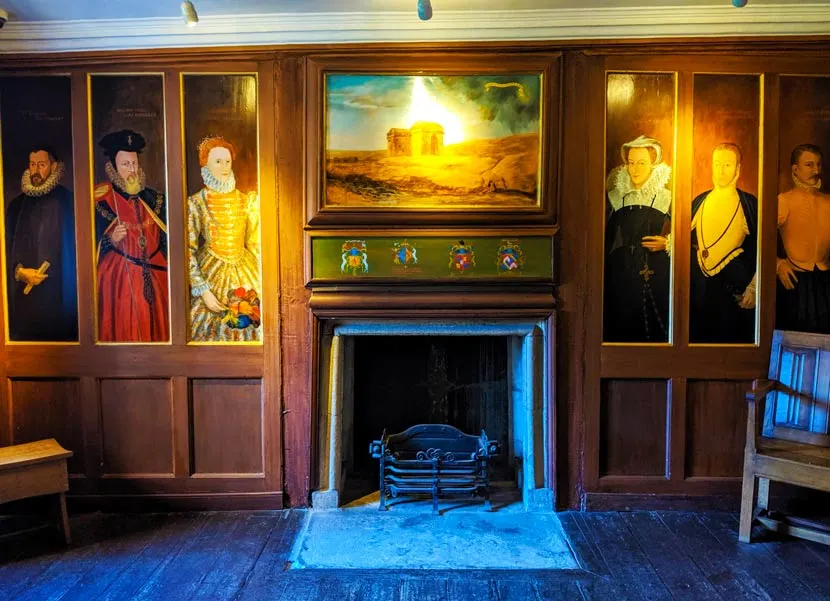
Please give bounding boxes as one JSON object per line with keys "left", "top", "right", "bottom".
{"left": 311, "top": 319, "right": 555, "bottom": 512}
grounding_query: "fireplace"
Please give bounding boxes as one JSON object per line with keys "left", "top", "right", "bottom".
{"left": 312, "top": 319, "right": 555, "bottom": 512}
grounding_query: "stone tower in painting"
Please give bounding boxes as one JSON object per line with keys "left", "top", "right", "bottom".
{"left": 386, "top": 122, "right": 444, "bottom": 157}
{"left": 386, "top": 128, "right": 411, "bottom": 156}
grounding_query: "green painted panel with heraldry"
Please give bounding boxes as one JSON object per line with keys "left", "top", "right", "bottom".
{"left": 310, "top": 236, "right": 553, "bottom": 281}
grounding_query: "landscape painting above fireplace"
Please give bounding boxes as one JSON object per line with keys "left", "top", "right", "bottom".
{"left": 324, "top": 73, "right": 543, "bottom": 210}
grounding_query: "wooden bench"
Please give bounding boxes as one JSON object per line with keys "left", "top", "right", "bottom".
{"left": 0, "top": 438, "right": 73, "bottom": 544}
{"left": 740, "top": 330, "right": 830, "bottom": 545}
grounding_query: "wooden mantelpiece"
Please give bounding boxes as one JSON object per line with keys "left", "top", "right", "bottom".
{"left": 308, "top": 285, "right": 556, "bottom": 318}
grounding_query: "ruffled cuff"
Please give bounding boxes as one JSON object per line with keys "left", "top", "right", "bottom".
{"left": 664, "top": 233, "right": 672, "bottom": 257}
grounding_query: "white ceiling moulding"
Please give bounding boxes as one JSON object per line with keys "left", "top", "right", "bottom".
{"left": 0, "top": 5, "right": 829, "bottom": 54}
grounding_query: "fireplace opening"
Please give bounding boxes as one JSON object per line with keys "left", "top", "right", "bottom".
{"left": 344, "top": 336, "right": 512, "bottom": 503}
{"left": 313, "top": 319, "right": 555, "bottom": 512}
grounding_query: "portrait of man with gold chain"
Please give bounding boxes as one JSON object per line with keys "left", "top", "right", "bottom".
{"left": 688, "top": 143, "right": 758, "bottom": 343}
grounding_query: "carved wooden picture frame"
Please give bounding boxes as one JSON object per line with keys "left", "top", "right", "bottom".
{"left": 305, "top": 52, "right": 561, "bottom": 226}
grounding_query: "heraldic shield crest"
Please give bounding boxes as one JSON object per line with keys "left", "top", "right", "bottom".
{"left": 449, "top": 240, "right": 476, "bottom": 272}
{"left": 393, "top": 240, "right": 418, "bottom": 267}
{"left": 497, "top": 240, "right": 525, "bottom": 272}
{"left": 341, "top": 240, "right": 369, "bottom": 275}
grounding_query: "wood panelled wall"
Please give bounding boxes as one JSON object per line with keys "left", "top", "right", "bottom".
{"left": 1, "top": 40, "right": 829, "bottom": 510}
{"left": 567, "top": 51, "right": 830, "bottom": 510}
{"left": 0, "top": 57, "right": 283, "bottom": 510}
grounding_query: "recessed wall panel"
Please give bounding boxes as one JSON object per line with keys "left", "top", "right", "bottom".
{"left": 100, "top": 378, "right": 173, "bottom": 475}
{"left": 191, "top": 378, "right": 263, "bottom": 475}
{"left": 10, "top": 378, "right": 83, "bottom": 474}
{"left": 686, "top": 380, "right": 749, "bottom": 477}
{"left": 600, "top": 379, "right": 668, "bottom": 477}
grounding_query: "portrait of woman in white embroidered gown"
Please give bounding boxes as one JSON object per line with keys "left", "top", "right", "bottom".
{"left": 188, "top": 135, "right": 261, "bottom": 342}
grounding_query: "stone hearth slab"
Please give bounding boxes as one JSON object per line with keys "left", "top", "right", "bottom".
{"left": 288, "top": 508, "right": 579, "bottom": 570}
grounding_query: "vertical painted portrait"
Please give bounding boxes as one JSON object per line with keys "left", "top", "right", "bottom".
{"left": 90, "top": 74, "right": 169, "bottom": 343}
{"left": 182, "top": 74, "right": 261, "bottom": 343}
{"left": 603, "top": 72, "right": 676, "bottom": 344}
{"left": 0, "top": 76, "right": 77, "bottom": 342}
{"left": 776, "top": 76, "right": 830, "bottom": 335}
{"left": 689, "top": 74, "right": 760, "bottom": 344}
{"left": 324, "top": 74, "right": 542, "bottom": 209}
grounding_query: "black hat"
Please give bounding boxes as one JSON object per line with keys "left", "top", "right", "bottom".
{"left": 99, "top": 129, "right": 146, "bottom": 162}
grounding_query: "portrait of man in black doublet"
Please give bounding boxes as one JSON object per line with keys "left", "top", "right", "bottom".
{"left": 604, "top": 135, "right": 672, "bottom": 343}
{"left": 689, "top": 143, "right": 758, "bottom": 344}
{"left": 4, "top": 147, "right": 78, "bottom": 341}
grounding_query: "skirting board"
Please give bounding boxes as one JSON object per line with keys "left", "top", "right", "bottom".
{"left": 585, "top": 492, "right": 741, "bottom": 512}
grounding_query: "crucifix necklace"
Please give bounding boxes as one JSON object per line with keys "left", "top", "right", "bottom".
{"left": 699, "top": 196, "right": 740, "bottom": 259}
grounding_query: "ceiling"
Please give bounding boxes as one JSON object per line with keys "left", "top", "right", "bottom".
{"left": 0, "top": 0, "right": 825, "bottom": 54}
{"left": 0, "top": 0, "right": 809, "bottom": 22}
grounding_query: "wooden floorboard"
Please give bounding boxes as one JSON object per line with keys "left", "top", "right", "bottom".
{"left": 42, "top": 514, "right": 168, "bottom": 601}
{"left": 0, "top": 509, "right": 828, "bottom": 601}
{"left": 89, "top": 513, "right": 209, "bottom": 601}
{"left": 579, "top": 512, "right": 674, "bottom": 601}
{"left": 558, "top": 512, "right": 610, "bottom": 576}
{"left": 131, "top": 513, "right": 243, "bottom": 601}
{"left": 233, "top": 510, "right": 305, "bottom": 601}
{"left": 446, "top": 574, "right": 494, "bottom": 601}
{"left": 659, "top": 511, "right": 774, "bottom": 601}
{"left": 0, "top": 512, "right": 108, "bottom": 601}
{"left": 354, "top": 577, "right": 405, "bottom": 601}
{"left": 761, "top": 537, "right": 830, "bottom": 599}
{"left": 621, "top": 511, "right": 722, "bottom": 601}
{"left": 700, "top": 512, "right": 819, "bottom": 601}
{"left": 189, "top": 513, "right": 280, "bottom": 601}
{"left": 401, "top": 577, "right": 449, "bottom": 601}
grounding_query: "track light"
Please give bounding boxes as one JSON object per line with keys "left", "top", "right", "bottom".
{"left": 417, "top": 0, "right": 433, "bottom": 21}
{"left": 181, "top": 1, "right": 199, "bottom": 26}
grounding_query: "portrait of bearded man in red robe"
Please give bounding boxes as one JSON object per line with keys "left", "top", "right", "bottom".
{"left": 94, "top": 129, "right": 169, "bottom": 342}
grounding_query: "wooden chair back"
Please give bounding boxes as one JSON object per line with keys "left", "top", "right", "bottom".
{"left": 763, "top": 330, "right": 830, "bottom": 447}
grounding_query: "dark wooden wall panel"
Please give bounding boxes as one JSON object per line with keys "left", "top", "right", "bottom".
{"left": 278, "top": 56, "right": 313, "bottom": 506}
{"left": 100, "top": 379, "right": 173, "bottom": 476}
{"left": 686, "top": 380, "right": 750, "bottom": 478}
{"left": 600, "top": 379, "right": 668, "bottom": 477}
{"left": 191, "top": 379, "right": 263, "bottom": 476}
{"left": 9, "top": 378, "right": 84, "bottom": 474}
{"left": 0, "top": 44, "right": 828, "bottom": 511}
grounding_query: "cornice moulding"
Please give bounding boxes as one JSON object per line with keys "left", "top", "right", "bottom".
{"left": 0, "top": 5, "right": 828, "bottom": 54}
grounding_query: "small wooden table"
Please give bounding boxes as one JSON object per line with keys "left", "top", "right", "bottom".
{"left": 0, "top": 439, "right": 73, "bottom": 544}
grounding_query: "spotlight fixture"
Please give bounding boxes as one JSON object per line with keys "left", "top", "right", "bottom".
{"left": 181, "top": 1, "right": 199, "bottom": 26}
{"left": 417, "top": 0, "right": 433, "bottom": 21}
